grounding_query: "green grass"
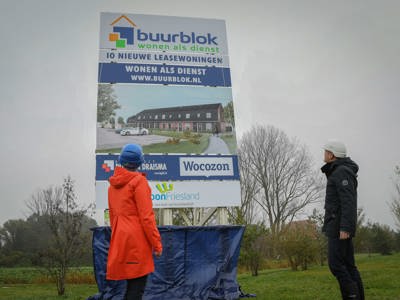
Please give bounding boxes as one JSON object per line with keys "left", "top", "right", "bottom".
{"left": 0, "top": 267, "right": 97, "bottom": 299}
{"left": 0, "top": 267, "right": 41, "bottom": 284}
{"left": 148, "top": 129, "right": 186, "bottom": 138}
{"left": 1, "top": 254, "right": 399, "bottom": 299}
{"left": 219, "top": 133, "right": 238, "bottom": 154}
{"left": 0, "top": 267, "right": 95, "bottom": 285}
{"left": 97, "top": 131, "right": 211, "bottom": 154}
{"left": 238, "top": 253, "right": 400, "bottom": 300}
{"left": 0, "top": 284, "right": 98, "bottom": 300}
{"left": 142, "top": 133, "right": 210, "bottom": 154}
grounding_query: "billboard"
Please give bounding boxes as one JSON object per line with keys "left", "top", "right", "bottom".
{"left": 96, "top": 13, "right": 240, "bottom": 210}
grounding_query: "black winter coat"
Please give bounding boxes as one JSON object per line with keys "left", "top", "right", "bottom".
{"left": 321, "top": 157, "right": 358, "bottom": 238}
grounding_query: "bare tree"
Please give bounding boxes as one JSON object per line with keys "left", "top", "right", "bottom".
{"left": 228, "top": 146, "right": 260, "bottom": 225}
{"left": 390, "top": 166, "right": 400, "bottom": 229}
{"left": 26, "top": 176, "right": 94, "bottom": 295}
{"left": 240, "top": 125, "right": 324, "bottom": 236}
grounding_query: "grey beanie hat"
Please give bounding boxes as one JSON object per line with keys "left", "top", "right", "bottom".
{"left": 323, "top": 140, "right": 347, "bottom": 158}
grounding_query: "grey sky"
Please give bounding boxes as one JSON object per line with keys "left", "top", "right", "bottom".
{"left": 0, "top": 0, "right": 399, "bottom": 228}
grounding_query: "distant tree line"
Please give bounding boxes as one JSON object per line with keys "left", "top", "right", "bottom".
{"left": 0, "top": 214, "right": 95, "bottom": 268}
{"left": 0, "top": 176, "right": 96, "bottom": 295}
{"left": 353, "top": 209, "right": 400, "bottom": 255}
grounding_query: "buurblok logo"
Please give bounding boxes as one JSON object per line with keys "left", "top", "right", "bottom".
{"left": 109, "top": 15, "right": 219, "bottom": 49}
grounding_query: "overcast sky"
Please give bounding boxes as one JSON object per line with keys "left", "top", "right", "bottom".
{"left": 1, "top": 0, "right": 399, "bottom": 228}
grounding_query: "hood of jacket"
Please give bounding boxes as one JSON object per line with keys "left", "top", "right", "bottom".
{"left": 321, "top": 157, "right": 359, "bottom": 178}
{"left": 109, "top": 166, "right": 143, "bottom": 188}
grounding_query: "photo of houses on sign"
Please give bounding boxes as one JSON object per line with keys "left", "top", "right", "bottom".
{"left": 96, "top": 84, "right": 237, "bottom": 155}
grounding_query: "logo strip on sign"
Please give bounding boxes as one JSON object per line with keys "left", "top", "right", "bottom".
{"left": 96, "top": 154, "right": 240, "bottom": 181}
{"left": 100, "top": 13, "right": 228, "bottom": 54}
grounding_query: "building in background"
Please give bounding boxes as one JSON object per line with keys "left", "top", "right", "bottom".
{"left": 126, "top": 103, "right": 233, "bottom": 133}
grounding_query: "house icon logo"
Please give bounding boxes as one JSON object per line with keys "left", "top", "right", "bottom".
{"left": 109, "top": 15, "right": 137, "bottom": 48}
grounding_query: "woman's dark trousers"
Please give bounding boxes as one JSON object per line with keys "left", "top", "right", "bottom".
{"left": 125, "top": 275, "right": 148, "bottom": 300}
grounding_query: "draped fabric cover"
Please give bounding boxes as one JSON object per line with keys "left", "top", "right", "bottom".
{"left": 87, "top": 226, "right": 245, "bottom": 300}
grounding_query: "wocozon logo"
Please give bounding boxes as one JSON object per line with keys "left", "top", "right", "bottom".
{"left": 179, "top": 157, "right": 234, "bottom": 177}
{"left": 108, "top": 15, "right": 219, "bottom": 49}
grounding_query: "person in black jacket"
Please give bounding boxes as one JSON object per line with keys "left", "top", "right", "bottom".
{"left": 321, "top": 140, "right": 364, "bottom": 300}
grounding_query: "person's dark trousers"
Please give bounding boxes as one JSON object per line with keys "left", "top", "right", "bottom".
{"left": 125, "top": 275, "right": 148, "bottom": 300}
{"left": 328, "top": 237, "right": 364, "bottom": 300}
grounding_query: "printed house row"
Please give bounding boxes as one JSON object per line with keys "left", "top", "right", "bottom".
{"left": 126, "top": 103, "right": 233, "bottom": 133}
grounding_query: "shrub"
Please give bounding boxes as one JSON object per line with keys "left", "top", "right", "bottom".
{"left": 183, "top": 130, "right": 192, "bottom": 138}
{"left": 190, "top": 138, "right": 200, "bottom": 144}
{"left": 166, "top": 138, "right": 180, "bottom": 144}
{"left": 279, "top": 221, "right": 320, "bottom": 271}
{"left": 239, "top": 224, "right": 268, "bottom": 276}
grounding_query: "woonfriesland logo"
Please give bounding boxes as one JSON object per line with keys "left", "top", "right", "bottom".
{"left": 156, "top": 183, "right": 174, "bottom": 194}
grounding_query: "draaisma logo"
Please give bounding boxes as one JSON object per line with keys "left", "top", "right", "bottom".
{"left": 102, "top": 160, "right": 115, "bottom": 172}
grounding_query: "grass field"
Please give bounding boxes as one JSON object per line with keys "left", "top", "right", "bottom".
{"left": 98, "top": 131, "right": 211, "bottom": 154}
{"left": 219, "top": 133, "right": 238, "bottom": 154}
{"left": 142, "top": 133, "right": 210, "bottom": 154}
{"left": 0, "top": 253, "right": 399, "bottom": 299}
{"left": 0, "top": 284, "right": 98, "bottom": 300}
{"left": 238, "top": 253, "right": 400, "bottom": 300}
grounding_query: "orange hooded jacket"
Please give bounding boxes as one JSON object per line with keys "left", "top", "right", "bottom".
{"left": 106, "top": 166, "right": 162, "bottom": 280}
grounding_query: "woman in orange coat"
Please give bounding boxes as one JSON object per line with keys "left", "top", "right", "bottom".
{"left": 106, "top": 144, "right": 162, "bottom": 300}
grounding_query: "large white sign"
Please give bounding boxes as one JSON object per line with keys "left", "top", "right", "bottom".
{"left": 96, "top": 13, "right": 240, "bottom": 211}
{"left": 96, "top": 180, "right": 241, "bottom": 209}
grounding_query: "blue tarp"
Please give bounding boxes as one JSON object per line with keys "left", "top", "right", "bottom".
{"left": 87, "top": 226, "right": 245, "bottom": 300}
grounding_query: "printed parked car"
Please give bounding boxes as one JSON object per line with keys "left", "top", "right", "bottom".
{"left": 120, "top": 127, "right": 149, "bottom": 136}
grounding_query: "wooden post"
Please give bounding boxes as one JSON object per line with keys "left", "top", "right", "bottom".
{"left": 218, "top": 207, "right": 229, "bottom": 225}
{"left": 160, "top": 208, "right": 173, "bottom": 225}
